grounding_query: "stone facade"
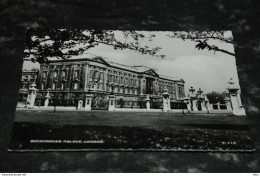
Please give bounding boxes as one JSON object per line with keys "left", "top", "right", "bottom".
{"left": 18, "top": 68, "right": 39, "bottom": 102}
{"left": 35, "top": 57, "right": 185, "bottom": 105}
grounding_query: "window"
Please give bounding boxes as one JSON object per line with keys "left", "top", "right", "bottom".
{"left": 52, "top": 83, "right": 56, "bottom": 90}
{"left": 30, "top": 76, "right": 35, "bottom": 81}
{"left": 53, "top": 72, "right": 57, "bottom": 78}
{"left": 23, "top": 76, "right": 28, "bottom": 81}
{"left": 90, "top": 70, "right": 93, "bottom": 81}
{"left": 62, "top": 71, "right": 66, "bottom": 78}
{"left": 113, "top": 75, "right": 116, "bottom": 82}
{"left": 111, "top": 75, "right": 114, "bottom": 82}
{"left": 42, "top": 72, "right": 46, "bottom": 78}
{"left": 41, "top": 83, "right": 45, "bottom": 90}
{"left": 74, "top": 70, "right": 79, "bottom": 78}
{"left": 100, "top": 73, "right": 104, "bottom": 83}
{"left": 74, "top": 83, "right": 78, "bottom": 90}
{"left": 61, "top": 83, "right": 64, "bottom": 90}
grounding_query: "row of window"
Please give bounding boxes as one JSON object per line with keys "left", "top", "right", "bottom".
{"left": 22, "top": 75, "right": 37, "bottom": 81}
{"left": 41, "top": 82, "right": 79, "bottom": 90}
{"left": 158, "top": 85, "right": 176, "bottom": 92}
{"left": 42, "top": 70, "right": 79, "bottom": 80}
{"left": 89, "top": 70, "right": 104, "bottom": 83}
{"left": 107, "top": 86, "right": 138, "bottom": 95}
{"left": 108, "top": 69, "right": 137, "bottom": 79}
{"left": 40, "top": 82, "right": 140, "bottom": 94}
{"left": 158, "top": 80, "right": 175, "bottom": 86}
{"left": 107, "top": 75, "right": 139, "bottom": 86}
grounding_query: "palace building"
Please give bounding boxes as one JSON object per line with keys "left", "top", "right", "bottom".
{"left": 18, "top": 68, "right": 39, "bottom": 102}
{"left": 34, "top": 57, "right": 185, "bottom": 108}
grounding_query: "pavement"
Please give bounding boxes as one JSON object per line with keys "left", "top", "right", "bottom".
{"left": 16, "top": 106, "right": 233, "bottom": 114}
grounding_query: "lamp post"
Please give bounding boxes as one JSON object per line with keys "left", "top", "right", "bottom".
{"left": 197, "top": 88, "right": 203, "bottom": 96}
{"left": 216, "top": 96, "right": 220, "bottom": 110}
{"left": 189, "top": 86, "right": 195, "bottom": 94}
{"left": 180, "top": 97, "right": 185, "bottom": 114}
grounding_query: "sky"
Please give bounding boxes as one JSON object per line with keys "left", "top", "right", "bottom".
{"left": 23, "top": 30, "right": 240, "bottom": 94}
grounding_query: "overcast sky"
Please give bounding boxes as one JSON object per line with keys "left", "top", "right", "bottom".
{"left": 23, "top": 30, "right": 240, "bottom": 94}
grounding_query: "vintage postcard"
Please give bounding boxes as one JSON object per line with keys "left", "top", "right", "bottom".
{"left": 9, "top": 29, "right": 255, "bottom": 151}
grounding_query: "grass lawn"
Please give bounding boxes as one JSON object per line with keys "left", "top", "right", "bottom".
{"left": 8, "top": 110, "right": 255, "bottom": 151}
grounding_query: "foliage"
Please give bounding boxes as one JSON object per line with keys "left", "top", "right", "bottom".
{"left": 167, "top": 31, "right": 235, "bottom": 56}
{"left": 205, "top": 91, "right": 225, "bottom": 104}
{"left": 24, "top": 29, "right": 165, "bottom": 64}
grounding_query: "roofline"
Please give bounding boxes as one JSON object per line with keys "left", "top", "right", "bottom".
{"left": 41, "top": 57, "right": 184, "bottom": 82}
{"left": 159, "top": 77, "right": 182, "bottom": 82}
{"left": 47, "top": 58, "right": 93, "bottom": 63}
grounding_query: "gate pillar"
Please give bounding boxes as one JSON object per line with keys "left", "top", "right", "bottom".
{"left": 85, "top": 94, "right": 92, "bottom": 111}
{"left": 184, "top": 97, "right": 191, "bottom": 112}
{"left": 162, "top": 88, "right": 171, "bottom": 112}
{"left": 27, "top": 83, "right": 38, "bottom": 109}
{"left": 108, "top": 95, "right": 116, "bottom": 111}
{"left": 78, "top": 100, "right": 83, "bottom": 110}
{"left": 146, "top": 95, "right": 150, "bottom": 110}
{"left": 44, "top": 91, "right": 50, "bottom": 107}
{"left": 227, "top": 78, "right": 246, "bottom": 116}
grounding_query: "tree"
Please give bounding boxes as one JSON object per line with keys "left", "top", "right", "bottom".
{"left": 24, "top": 29, "right": 165, "bottom": 64}
{"left": 167, "top": 31, "right": 235, "bottom": 56}
{"left": 205, "top": 91, "right": 225, "bottom": 104}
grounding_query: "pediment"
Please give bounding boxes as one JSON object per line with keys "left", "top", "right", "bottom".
{"left": 92, "top": 57, "right": 109, "bottom": 65}
{"left": 143, "top": 69, "right": 159, "bottom": 77}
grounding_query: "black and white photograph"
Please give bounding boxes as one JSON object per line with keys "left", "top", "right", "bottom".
{"left": 8, "top": 29, "right": 255, "bottom": 151}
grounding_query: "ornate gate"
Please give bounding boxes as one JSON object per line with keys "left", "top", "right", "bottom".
{"left": 91, "top": 94, "right": 109, "bottom": 110}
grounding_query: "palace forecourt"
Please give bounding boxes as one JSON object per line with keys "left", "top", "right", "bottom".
{"left": 18, "top": 57, "right": 246, "bottom": 116}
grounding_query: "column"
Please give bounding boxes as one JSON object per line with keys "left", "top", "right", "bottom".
{"left": 84, "top": 64, "right": 89, "bottom": 91}
{"left": 175, "top": 84, "right": 179, "bottom": 100}
{"left": 104, "top": 68, "right": 108, "bottom": 91}
{"left": 140, "top": 77, "right": 146, "bottom": 95}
